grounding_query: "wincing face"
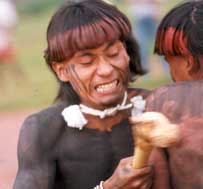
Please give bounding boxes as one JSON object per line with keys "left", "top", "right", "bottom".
{"left": 53, "top": 40, "right": 130, "bottom": 109}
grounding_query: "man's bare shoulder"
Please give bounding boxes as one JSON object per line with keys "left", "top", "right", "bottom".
{"left": 22, "top": 102, "right": 66, "bottom": 129}
{"left": 146, "top": 80, "right": 203, "bottom": 120}
{"left": 19, "top": 102, "right": 68, "bottom": 150}
{"left": 128, "top": 87, "right": 151, "bottom": 99}
{"left": 146, "top": 80, "right": 203, "bottom": 104}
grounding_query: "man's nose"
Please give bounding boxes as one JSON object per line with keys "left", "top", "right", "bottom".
{"left": 96, "top": 57, "right": 114, "bottom": 76}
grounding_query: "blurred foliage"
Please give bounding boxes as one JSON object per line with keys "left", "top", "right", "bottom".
{"left": 0, "top": 9, "right": 58, "bottom": 111}
{"left": 16, "top": 0, "right": 182, "bottom": 16}
{"left": 16, "top": 0, "right": 63, "bottom": 15}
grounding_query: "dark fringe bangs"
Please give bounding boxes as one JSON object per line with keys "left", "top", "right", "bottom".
{"left": 155, "top": 27, "right": 190, "bottom": 56}
{"left": 154, "top": 1, "right": 195, "bottom": 56}
{"left": 47, "top": 16, "right": 130, "bottom": 64}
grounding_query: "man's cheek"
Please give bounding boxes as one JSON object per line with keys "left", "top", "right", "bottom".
{"left": 118, "top": 53, "right": 130, "bottom": 68}
{"left": 112, "top": 57, "right": 129, "bottom": 70}
{"left": 67, "top": 64, "right": 87, "bottom": 96}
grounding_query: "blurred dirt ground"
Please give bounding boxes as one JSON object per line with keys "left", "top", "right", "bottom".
{"left": 0, "top": 111, "right": 34, "bottom": 189}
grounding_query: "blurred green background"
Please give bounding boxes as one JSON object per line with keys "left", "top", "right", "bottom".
{"left": 0, "top": 0, "right": 181, "bottom": 112}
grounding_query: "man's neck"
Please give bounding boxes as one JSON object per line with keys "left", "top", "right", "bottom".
{"left": 84, "top": 107, "right": 130, "bottom": 132}
{"left": 83, "top": 90, "right": 136, "bottom": 131}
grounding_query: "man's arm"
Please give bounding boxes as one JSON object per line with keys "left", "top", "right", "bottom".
{"left": 13, "top": 115, "right": 55, "bottom": 189}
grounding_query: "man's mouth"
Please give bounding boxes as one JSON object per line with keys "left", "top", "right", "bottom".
{"left": 95, "top": 80, "right": 118, "bottom": 93}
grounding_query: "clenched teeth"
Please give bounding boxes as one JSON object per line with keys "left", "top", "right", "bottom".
{"left": 96, "top": 80, "right": 117, "bottom": 92}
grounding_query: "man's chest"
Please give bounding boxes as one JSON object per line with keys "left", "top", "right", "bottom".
{"left": 52, "top": 120, "right": 134, "bottom": 188}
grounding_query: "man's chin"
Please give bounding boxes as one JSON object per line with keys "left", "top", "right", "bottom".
{"left": 92, "top": 88, "right": 126, "bottom": 108}
{"left": 99, "top": 96, "right": 123, "bottom": 108}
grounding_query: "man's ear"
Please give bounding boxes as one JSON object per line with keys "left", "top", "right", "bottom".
{"left": 186, "top": 55, "right": 196, "bottom": 73}
{"left": 51, "top": 62, "right": 69, "bottom": 82}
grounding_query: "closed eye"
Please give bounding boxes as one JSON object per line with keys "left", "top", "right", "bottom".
{"left": 106, "top": 43, "right": 120, "bottom": 57}
{"left": 106, "top": 48, "right": 119, "bottom": 57}
{"left": 78, "top": 56, "right": 94, "bottom": 66}
{"left": 79, "top": 61, "right": 93, "bottom": 67}
{"left": 107, "top": 52, "right": 119, "bottom": 57}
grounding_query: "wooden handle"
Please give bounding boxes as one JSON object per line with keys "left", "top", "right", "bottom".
{"left": 132, "top": 137, "right": 153, "bottom": 169}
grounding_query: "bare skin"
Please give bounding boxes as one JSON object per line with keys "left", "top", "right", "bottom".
{"left": 164, "top": 55, "right": 203, "bottom": 82}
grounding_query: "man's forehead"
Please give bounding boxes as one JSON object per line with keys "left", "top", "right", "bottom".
{"left": 74, "top": 40, "right": 121, "bottom": 57}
